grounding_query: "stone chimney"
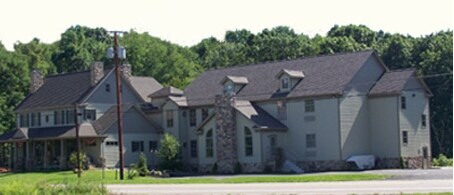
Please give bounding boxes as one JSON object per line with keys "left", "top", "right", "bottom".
{"left": 91, "top": 62, "right": 104, "bottom": 86}
{"left": 214, "top": 93, "right": 237, "bottom": 173}
{"left": 30, "top": 70, "right": 43, "bottom": 93}
{"left": 121, "top": 64, "right": 132, "bottom": 82}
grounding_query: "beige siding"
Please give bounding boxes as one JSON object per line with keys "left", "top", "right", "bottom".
{"left": 236, "top": 113, "right": 262, "bottom": 163}
{"left": 399, "top": 90, "right": 431, "bottom": 157}
{"left": 197, "top": 119, "right": 216, "bottom": 165}
{"left": 103, "top": 109, "right": 161, "bottom": 167}
{"left": 339, "top": 55, "right": 384, "bottom": 159}
{"left": 258, "top": 98, "right": 340, "bottom": 161}
{"left": 368, "top": 96, "right": 400, "bottom": 158}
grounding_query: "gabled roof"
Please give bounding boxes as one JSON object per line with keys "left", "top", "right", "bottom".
{"left": 130, "top": 76, "right": 163, "bottom": 100}
{"left": 148, "top": 86, "right": 183, "bottom": 98}
{"left": 235, "top": 101, "right": 288, "bottom": 131}
{"left": 220, "top": 76, "right": 249, "bottom": 85}
{"left": 275, "top": 69, "right": 305, "bottom": 79}
{"left": 15, "top": 68, "right": 163, "bottom": 112}
{"left": 15, "top": 70, "right": 99, "bottom": 112}
{"left": 184, "top": 50, "right": 375, "bottom": 106}
{"left": 92, "top": 104, "right": 163, "bottom": 135}
{"left": 369, "top": 69, "right": 432, "bottom": 96}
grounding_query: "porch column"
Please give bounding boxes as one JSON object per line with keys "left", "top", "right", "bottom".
{"left": 8, "top": 143, "right": 12, "bottom": 170}
{"left": 43, "top": 140, "right": 48, "bottom": 169}
{"left": 59, "top": 140, "right": 65, "bottom": 169}
{"left": 25, "top": 142, "right": 30, "bottom": 170}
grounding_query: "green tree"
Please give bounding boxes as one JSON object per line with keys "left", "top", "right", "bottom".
{"left": 52, "top": 25, "right": 111, "bottom": 73}
{"left": 121, "top": 30, "right": 202, "bottom": 88}
{"left": 14, "top": 38, "right": 57, "bottom": 75}
{"left": 156, "top": 133, "right": 181, "bottom": 170}
{"left": 0, "top": 42, "right": 29, "bottom": 134}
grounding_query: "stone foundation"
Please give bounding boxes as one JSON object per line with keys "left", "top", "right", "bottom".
{"left": 375, "top": 157, "right": 401, "bottom": 169}
{"left": 198, "top": 164, "right": 215, "bottom": 173}
{"left": 297, "top": 160, "right": 350, "bottom": 172}
{"left": 241, "top": 163, "right": 264, "bottom": 173}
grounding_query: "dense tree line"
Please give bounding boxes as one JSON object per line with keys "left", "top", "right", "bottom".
{"left": 0, "top": 24, "right": 451, "bottom": 157}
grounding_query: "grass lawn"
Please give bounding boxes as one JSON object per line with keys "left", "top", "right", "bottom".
{"left": 0, "top": 169, "right": 389, "bottom": 185}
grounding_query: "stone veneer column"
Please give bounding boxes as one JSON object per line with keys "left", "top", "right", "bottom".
{"left": 214, "top": 94, "right": 237, "bottom": 173}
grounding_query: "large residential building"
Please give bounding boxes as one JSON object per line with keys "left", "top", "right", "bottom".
{"left": 0, "top": 50, "right": 432, "bottom": 173}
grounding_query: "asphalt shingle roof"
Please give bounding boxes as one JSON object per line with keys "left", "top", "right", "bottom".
{"left": 235, "top": 101, "right": 287, "bottom": 131}
{"left": 15, "top": 70, "right": 96, "bottom": 112}
{"left": 93, "top": 104, "right": 163, "bottom": 135}
{"left": 148, "top": 86, "right": 183, "bottom": 98}
{"left": 130, "top": 76, "right": 163, "bottom": 100}
{"left": 369, "top": 69, "right": 416, "bottom": 96}
{"left": 184, "top": 50, "right": 375, "bottom": 106}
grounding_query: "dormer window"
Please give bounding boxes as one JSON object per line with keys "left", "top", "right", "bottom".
{"left": 281, "top": 77, "right": 289, "bottom": 90}
{"left": 276, "top": 69, "right": 304, "bottom": 92}
{"left": 221, "top": 76, "right": 248, "bottom": 95}
{"left": 224, "top": 83, "right": 234, "bottom": 94}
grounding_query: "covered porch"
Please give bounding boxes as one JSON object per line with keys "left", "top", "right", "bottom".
{"left": 0, "top": 124, "right": 104, "bottom": 171}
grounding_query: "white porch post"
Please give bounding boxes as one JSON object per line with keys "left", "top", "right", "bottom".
{"left": 59, "top": 140, "right": 65, "bottom": 169}
{"left": 43, "top": 140, "right": 48, "bottom": 169}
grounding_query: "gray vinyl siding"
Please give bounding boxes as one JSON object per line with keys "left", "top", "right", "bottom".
{"left": 257, "top": 98, "right": 340, "bottom": 161}
{"left": 86, "top": 73, "right": 142, "bottom": 105}
{"left": 236, "top": 113, "right": 262, "bottom": 164}
{"left": 339, "top": 95, "right": 370, "bottom": 159}
{"left": 102, "top": 108, "right": 160, "bottom": 167}
{"left": 368, "top": 96, "right": 400, "bottom": 158}
{"left": 198, "top": 119, "right": 216, "bottom": 165}
{"left": 399, "top": 90, "right": 431, "bottom": 158}
{"left": 339, "top": 55, "right": 384, "bottom": 159}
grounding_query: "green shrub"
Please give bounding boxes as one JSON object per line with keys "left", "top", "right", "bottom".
{"left": 69, "top": 151, "right": 87, "bottom": 172}
{"left": 137, "top": 152, "right": 150, "bottom": 176}
{"left": 156, "top": 133, "right": 181, "bottom": 171}
{"left": 128, "top": 163, "right": 139, "bottom": 180}
{"left": 433, "top": 154, "right": 453, "bottom": 166}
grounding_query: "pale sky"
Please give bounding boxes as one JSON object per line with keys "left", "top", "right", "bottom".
{"left": 1, "top": 0, "right": 452, "bottom": 51}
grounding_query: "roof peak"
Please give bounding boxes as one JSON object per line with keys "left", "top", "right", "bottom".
{"left": 205, "top": 50, "right": 375, "bottom": 73}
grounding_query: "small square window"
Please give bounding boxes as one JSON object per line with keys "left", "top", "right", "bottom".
{"left": 105, "top": 84, "right": 111, "bottom": 92}
{"left": 132, "top": 141, "right": 144, "bottom": 152}
{"left": 305, "top": 99, "right": 315, "bottom": 112}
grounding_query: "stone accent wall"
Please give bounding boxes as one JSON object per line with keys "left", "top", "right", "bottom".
{"left": 30, "top": 70, "right": 43, "bottom": 93}
{"left": 214, "top": 94, "right": 237, "bottom": 173}
{"left": 198, "top": 164, "right": 214, "bottom": 173}
{"left": 121, "top": 64, "right": 132, "bottom": 82}
{"left": 403, "top": 156, "right": 431, "bottom": 169}
{"left": 90, "top": 62, "right": 104, "bottom": 86}
{"left": 297, "top": 160, "right": 350, "bottom": 172}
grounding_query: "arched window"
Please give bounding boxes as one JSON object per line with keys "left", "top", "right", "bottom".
{"left": 244, "top": 127, "right": 253, "bottom": 156}
{"left": 206, "top": 129, "right": 214, "bottom": 157}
